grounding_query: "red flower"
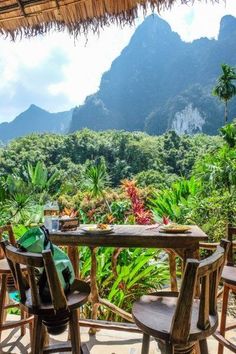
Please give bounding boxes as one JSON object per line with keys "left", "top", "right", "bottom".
{"left": 122, "top": 180, "right": 153, "bottom": 225}
{"left": 162, "top": 216, "right": 170, "bottom": 225}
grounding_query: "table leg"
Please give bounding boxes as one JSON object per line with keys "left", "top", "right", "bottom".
{"left": 190, "top": 246, "right": 199, "bottom": 259}
{"left": 173, "top": 244, "right": 201, "bottom": 296}
{"left": 67, "top": 246, "right": 80, "bottom": 341}
{"left": 111, "top": 248, "right": 123, "bottom": 277}
{"left": 167, "top": 250, "right": 178, "bottom": 292}
{"left": 175, "top": 244, "right": 200, "bottom": 267}
{"left": 68, "top": 246, "right": 80, "bottom": 279}
{"left": 89, "top": 247, "right": 100, "bottom": 334}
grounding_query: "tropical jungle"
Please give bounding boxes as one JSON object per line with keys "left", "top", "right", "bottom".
{"left": 1, "top": 64, "right": 236, "bottom": 319}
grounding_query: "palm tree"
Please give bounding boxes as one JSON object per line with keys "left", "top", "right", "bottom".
{"left": 213, "top": 64, "right": 236, "bottom": 123}
{"left": 83, "top": 161, "right": 111, "bottom": 213}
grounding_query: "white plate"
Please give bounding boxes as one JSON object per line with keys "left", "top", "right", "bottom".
{"left": 159, "top": 225, "right": 191, "bottom": 234}
{"left": 81, "top": 226, "right": 114, "bottom": 235}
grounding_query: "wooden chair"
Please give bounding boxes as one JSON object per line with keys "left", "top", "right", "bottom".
{"left": 212, "top": 225, "right": 236, "bottom": 353}
{"left": 0, "top": 224, "right": 33, "bottom": 342}
{"left": 132, "top": 239, "right": 229, "bottom": 354}
{"left": 1, "top": 240, "right": 91, "bottom": 354}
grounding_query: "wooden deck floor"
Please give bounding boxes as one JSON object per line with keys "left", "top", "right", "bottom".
{"left": 0, "top": 315, "right": 234, "bottom": 353}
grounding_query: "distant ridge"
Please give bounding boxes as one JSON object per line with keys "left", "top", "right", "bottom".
{"left": 69, "top": 14, "right": 236, "bottom": 135}
{"left": 0, "top": 104, "right": 73, "bottom": 142}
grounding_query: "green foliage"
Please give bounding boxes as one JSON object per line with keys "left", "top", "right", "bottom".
{"left": 194, "top": 145, "right": 236, "bottom": 195}
{"left": 146, "top": 122, "right": 236, "bottom": 240}
{"left": 135, "top": 169, "right": 178, "bottom": 189}
{"left": 0, "top": 127, "right": 235, "bottom": 319}
{"left": 0, "top": 129, "right": 225, "bottom": 237}
{"left": 110, "top": 200, "right": 131, "bottom": 224}
{"left": 26, "top": 161, "right": 59, "bottom": 194}
{"left": 213, "top": 64, "right": 236, "bottom": 122}
{"left": 82, "top": 160, "right": 110, "bottom": 197}
{"left": 0, "top": 130, "right": 221, "bottom": 188}
{"left": 149, "top": 177, "right": 199, "bottom": 223}
{"left": 106, "top": 249, "right": 169, "bottom": 315}
{"left": 0, "top": 161, "right": 58, "bottom": 225}
{"left": 220, "top": 120, "right": 236, "bottom": 147}
{"left": 188, "top": 191, "right": 236, "bottom": 242}
{"left": 79, "top": 246, "right": 170, "bottom": 318}
{"left": 0, "top": 174, "right": 34, "bottom": 225}
{"left": 192, "top": 122, "right": 236, "bottom": 234}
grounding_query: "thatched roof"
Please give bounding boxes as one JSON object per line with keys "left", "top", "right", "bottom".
{"left": 0, "top": 0, "right": 217, "bottom": 40}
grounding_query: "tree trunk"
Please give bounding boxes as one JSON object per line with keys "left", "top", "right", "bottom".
{"left": 224, "top": 100, "right": 228, "bottom": 123}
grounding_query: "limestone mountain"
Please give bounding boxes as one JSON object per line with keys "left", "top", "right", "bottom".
{"left": 69, "top": 14, "right": 236, "bottom": 135}
{"left": 0, "top": 105, "right": 73, "bottom": 142}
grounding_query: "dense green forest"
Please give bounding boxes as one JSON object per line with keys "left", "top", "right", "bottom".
{"left": 0, "top": 127, "right": 232, "bottom": 238}
{"left": 1, "top": 126, "right": 236, "bottom": 318}
{"left": 0, "top": 129, "right": 221, "bottom": 188}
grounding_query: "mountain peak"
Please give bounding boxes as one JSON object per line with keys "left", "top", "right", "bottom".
{"left": 0, "top": 104, "right": 72, "bottom": 142}
{"left": 218, "top": 15, "right": 236, "bottom": 41}
{"left": 141, "top": 14, "right": 171, "bottom": 29}
{"left": 28, "top": 104, "right": 45, "bottom": 112}
{"left": 133, "top": 14, "right": 175, "bottom": 42}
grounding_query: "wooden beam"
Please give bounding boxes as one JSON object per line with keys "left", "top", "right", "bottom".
{"left": 54, "top": 0, "right": 59, "bottom": 9}
{"left": 0, "top": 0, "right": 44, "bottom": 15}
{"left": 16, "top": 0, "right": 26, "bottom": 16}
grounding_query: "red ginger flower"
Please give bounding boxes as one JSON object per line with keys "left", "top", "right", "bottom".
{"left": 122, "top": 180, "right": 153, "bottom": 225}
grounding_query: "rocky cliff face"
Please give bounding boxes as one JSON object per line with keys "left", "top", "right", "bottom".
{"left": 171, "top": 104, "right": 206, "bottom": 135}
{"left": 70, "top": 14, "right": 236, "bottom": 135}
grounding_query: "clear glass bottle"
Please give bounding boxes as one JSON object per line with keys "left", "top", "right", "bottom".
{"left": 44, "top": 201, "right": 59, "bottom": 232}
{"left": 44, "top": 202, "right": 52, "bottom": 231}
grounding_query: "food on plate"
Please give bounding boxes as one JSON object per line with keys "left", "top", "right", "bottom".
{"left": 87, "top": 224, "right": 110, "bottom": 231}
{"left": 82, "top": 224, "right": 113, "bottom": 234}
{"left": 97, "top": 223, "right": 110, "bottom": 230}
{"left": 160, "top": 224, "right": 191, "bottom": 233}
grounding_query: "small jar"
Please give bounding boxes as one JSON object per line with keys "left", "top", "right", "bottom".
{"left": 44, "top": 201, "right": 59, "bottom": 232}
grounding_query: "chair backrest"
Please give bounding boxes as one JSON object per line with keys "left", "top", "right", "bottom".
{"left": 0, "top": 224, "right": 16, "bottom": 259}
{"left": 227, "top": 224, "right": 236, "bottom": 266}
{"left": 1, "top": 241, "right": 68, "bottom": 312}
{"left": 170, "top": 239, "right": 230, "bottom": 344}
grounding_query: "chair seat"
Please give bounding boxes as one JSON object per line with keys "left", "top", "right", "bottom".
{"left": 221, "top": 266, "right": 236, "bottom": 286}
{"left": 132, "top": 292, "right": 218, "bottom": 343}
{"left": 23, "top": 279, "right": 90, "bottom": 315}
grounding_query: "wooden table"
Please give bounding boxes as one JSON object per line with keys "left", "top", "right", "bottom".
{"left": 49, "top": 224, "right": 207, "bottom": 333}
{"left": 50, "top": 224, "right": 207, "bottom": 255}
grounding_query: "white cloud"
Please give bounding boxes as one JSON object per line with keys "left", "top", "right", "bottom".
{"left": 160, "top": 0, "right": 236, "bottom": 41}
{"left": 45, "top": 25, "right": 136, "bottom": 105}
{"left": 0, "top": 0, "right": 235, "bottom": 122}
{"left": 0, "top": 25, "right": 137, "bottom": 121}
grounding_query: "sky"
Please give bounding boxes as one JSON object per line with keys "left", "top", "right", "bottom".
{"left": 0, "top": 0, "right": 236, "bottom": 123}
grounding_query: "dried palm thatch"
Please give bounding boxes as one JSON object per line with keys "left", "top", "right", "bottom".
{"left": 0, "top": 0, "right": 219, "bottom": 40}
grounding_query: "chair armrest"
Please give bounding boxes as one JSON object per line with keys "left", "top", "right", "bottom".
{"left": 200, "top": 241, "right": 236, "bottom": 251}
{"left": 199, "top": 242, "right": 219, "bottom": 250}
